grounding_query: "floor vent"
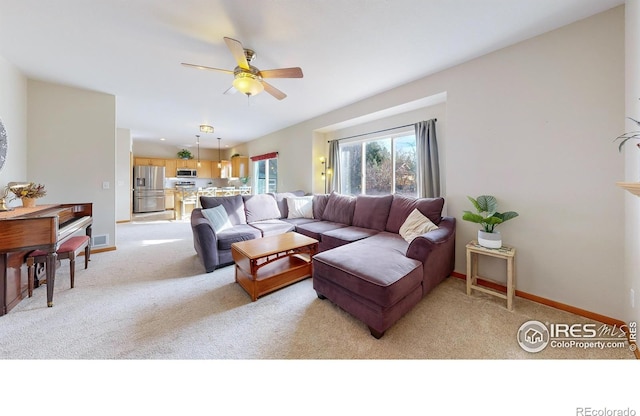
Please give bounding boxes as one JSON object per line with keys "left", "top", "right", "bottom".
{"left": 92, "top": 234, "right": 109, "bottom": 247}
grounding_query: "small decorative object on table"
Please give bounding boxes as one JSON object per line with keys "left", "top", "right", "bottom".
{"left": 10, "top": 182, "right": 46, "bottom": 208}
{"left": 462, "top": 195, "right": 518, "bottom": 249}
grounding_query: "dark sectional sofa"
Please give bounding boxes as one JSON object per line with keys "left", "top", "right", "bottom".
{"left": 191, "top": 191, "right": 456, "bottom": 338}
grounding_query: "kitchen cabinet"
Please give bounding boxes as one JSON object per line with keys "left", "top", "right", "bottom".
{"left": 165, "top": 159, "right": 177, "bottom": 177}
{"left": 134, "top": 157, "right": 165, "bottom": 167}
{"left": 231, "top": 156, "right": 249, "bottom": 178}
{"left": 165, "top": 189, "right": 175, "bottom": 209}
{"left": 210, "top": 160, "right": 231, "bottom": 178}
{"left": 177, "top": 159, "right": 197, "bottom": 169}
{"left": 197, "top": 160, "right": 212, "bottom": 178}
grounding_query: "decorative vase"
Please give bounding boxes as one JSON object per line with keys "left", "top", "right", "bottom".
{"left": 21, "top": 197, "right": 37, "bottom": 208}
{"left": 478, "top": 230, "right": 501, "bottom": 249}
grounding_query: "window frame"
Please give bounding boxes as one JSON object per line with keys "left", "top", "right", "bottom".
{"left": 253, "top": 156, "right": 278, "bottom": 194}
{"left": 338, "top": 130, "right": 416, "bottom": 196}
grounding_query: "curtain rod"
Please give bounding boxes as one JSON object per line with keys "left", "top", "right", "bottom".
{"left": 327, "top": 119, "right": 436, "bottom": 143}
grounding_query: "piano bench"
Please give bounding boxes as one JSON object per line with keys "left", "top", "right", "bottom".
{"left": 26, "top": 235, "right": 91, "bottom": 298}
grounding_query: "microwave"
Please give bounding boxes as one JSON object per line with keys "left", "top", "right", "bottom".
{"left": 176, "top": 168, "right": 197, "bottom": 178}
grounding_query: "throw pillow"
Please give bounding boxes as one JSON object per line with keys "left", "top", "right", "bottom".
{"left": 243, "top": 194, "right": 282, "bottom": 223}
{"left": 201, "top": 205, "right": 232, "bottom": 233}
{"left": 386, "top": 195, "right": 444, "bottom": 233}
{"left": 286, "top": 196, "right": 314, "bottom": 219}
{"left": 399, "top": 208, "right": 439, "bottom": 243}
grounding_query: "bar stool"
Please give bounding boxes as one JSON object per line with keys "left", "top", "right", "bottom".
{"left": 26, "top": 235, "right": 91, "bottom": 297}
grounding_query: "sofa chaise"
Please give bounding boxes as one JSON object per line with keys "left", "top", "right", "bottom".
{"left": 191, "top": 191, "right": 456, "bottom": 338}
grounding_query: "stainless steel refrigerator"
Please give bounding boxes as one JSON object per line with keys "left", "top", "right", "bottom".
{"left": 133, "top": 165, "right": 166, "bottom": 213}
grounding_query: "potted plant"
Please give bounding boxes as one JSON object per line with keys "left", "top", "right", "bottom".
{"left": 177, "top": 149, "right": 193, "bottom": 159}
{"left": 614, "top": 117, "right": 640, "bottom": 152}
{"left": 10, "top": 182, "right": 47, "bottom": 208}
{"left": 462, "top": 195, "right": 518, "bottom": 249}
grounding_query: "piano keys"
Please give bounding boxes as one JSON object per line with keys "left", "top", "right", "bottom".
{"left": 0, "top": 203, "right": 92, "bottom": 315}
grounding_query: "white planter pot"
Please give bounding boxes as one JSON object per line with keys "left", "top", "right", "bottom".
{"left": 478, "top": 230, "right": 501, "bottom": 249}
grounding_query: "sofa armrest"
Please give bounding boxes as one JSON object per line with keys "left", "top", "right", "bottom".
{"left": 406, "top": 216, "right": 456, "bottom": 294}
{"left": 191, "top": 208, "right": 220, "bottom": 273}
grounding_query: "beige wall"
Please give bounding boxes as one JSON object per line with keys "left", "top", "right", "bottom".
{"left": 624, "top": 0, "right": 640, "bottom": 324}
{"left": 246, "top": 7, "right": 626, "bottom": 319}
{"left": 132, "top": 141, "right": 230, "bottom": 162}
{"left": 0, "top": 55, "right": 28, "bottom": 200}
{"left": 27, "top": 80, "right": 116, "bottom": 249}
{"left": 116, "top": 128, "right": 132, "bottom": 222}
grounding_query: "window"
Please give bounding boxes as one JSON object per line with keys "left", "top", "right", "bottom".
{"left": 339, "top": 132, "right": 416, "bottom": 196}
{"left": 254, "top": 157, "right": 278, "bottom": 194}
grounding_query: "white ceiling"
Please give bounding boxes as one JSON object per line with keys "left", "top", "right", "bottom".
{"left": 0, "top": 0, "right": 623, "bottom": 150}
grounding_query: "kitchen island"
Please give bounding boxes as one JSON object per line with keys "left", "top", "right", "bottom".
{"left": 173, "top": 186, "right": 252, "bottom": 220}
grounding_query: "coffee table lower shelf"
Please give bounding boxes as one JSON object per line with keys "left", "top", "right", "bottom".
{"left": 234, "top": 254, "right": 312, "bottom": 301}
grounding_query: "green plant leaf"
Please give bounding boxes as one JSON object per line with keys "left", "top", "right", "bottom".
{"left": 476, "top": 195, "right": 497, "bottom": 215}
{"left": 496, "top": 211, "right": 519, "bottom": 222}
{"left": 462, "top": 211, "right": 484, "bottom": 223}
{"left": 466, "top": 196, "right": 481, "bottom": 213}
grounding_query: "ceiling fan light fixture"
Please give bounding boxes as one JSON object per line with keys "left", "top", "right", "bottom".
{"left": 233, "top": 73, "right": 264, "bottom": 96}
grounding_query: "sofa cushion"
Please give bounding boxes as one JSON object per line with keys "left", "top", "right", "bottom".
{"left": 356, "top": 231, "right": 410, "bottom": 255}
{"left": 243, "top": 194, "right": 282, "bottom": 223}
{"left": 399, "top": 208, "right": 439, "bottom": 243}
{"left": 320, "top": 226, "right": 379, "bottom": 251}
{"left": 270, "top": 191, "right": 305, "bottom": 218}
{"left": 201, "top": 205, "right": 232, "bottom": 233}
{"left": 321, "top": 192, "right": 356, "bottom": 225}
{"left": 249, "top": 219, "right": 295, "bottom": 237}
{"left": 200, "top": 195, "right": 247, "bottom": 225}
{"left": 287, "top": 196, "right": 314, "bottom": 219}
{"left": 312, "top": 194, "right": 330, "bottom": 220}
{"left": 352, "top": 194, "right": 393, "bottom": 231}
{"left": 216, "top": 224, "right": 262, "bottom": 250}
{"left": 385, "top": 195, "right": 444, "bottom": 233}
{"left": 313, "top": 243, "right": 422, "bottom": 308}
{"left": 281, "top": 217, "right": 318, "bottom": 227}
{"left": 295, "top": 220, "right": 347, "bottom": 241}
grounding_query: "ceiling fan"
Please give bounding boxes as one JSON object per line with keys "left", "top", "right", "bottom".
{"left": 181, "top": 37, "right": 303, "bottom": 100}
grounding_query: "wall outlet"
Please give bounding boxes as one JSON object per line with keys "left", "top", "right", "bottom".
{"left": 631, "top": 289, "right": 636, "bottom": 309}
{"left": 102, "top": 181, "right": 110, "bottom": 189}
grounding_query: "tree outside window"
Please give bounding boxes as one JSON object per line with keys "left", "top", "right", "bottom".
{"left": 339, "top": 133, "right": 416, "bottom": 196}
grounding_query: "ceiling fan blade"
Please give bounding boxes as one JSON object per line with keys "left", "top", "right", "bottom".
{"left": 224, "top": 37, "right": 250, "bottom": 70}
{"left": 223, "top": 85, "right": 238, "bottom": 95}
{"left": 259, "top": 67, "right": 303, "bottom": 79}
{"left": 181, "top": 62, "right": 233, "bottom": 74}
{"left": 261, "top": 80, "right": 287, "bottom": 100}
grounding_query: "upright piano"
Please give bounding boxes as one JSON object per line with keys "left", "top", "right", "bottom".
{"left": 0, "top": 203, "right": 92, "bottom": 315}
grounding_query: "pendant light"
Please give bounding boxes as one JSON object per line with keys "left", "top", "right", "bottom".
{"left": 196, "top": 135, "right": 201, "bottom": 168}
{"left": 217, "top": 137, "right": 222, "bottom": 169}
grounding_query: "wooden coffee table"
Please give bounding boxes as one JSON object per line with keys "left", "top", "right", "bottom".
{"left": 231, "top": 232, "right": 319, "bottom": 301}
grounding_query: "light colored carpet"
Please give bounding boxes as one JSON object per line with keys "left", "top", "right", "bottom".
{"left": 0, "top": 219, "right": 634, "bottom": 360}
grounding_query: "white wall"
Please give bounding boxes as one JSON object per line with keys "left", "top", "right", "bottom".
{"left": 27, "top": 80, "right": 116, "bottom": 249}
{"left": 0, "top": 55, "right": 27, "bottom": 198}
{"left": 624, "top": 0, "right": 640, "bottom": 324}
{"left": 247, "top": 7, "right": 626, "bottom": 319}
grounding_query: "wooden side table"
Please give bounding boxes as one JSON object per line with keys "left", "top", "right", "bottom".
{"left": 466, "top": 240, "right": 516, "bottom": 310}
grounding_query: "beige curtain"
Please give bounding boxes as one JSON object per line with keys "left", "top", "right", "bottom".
{"left": 415, "top": 119, "right": 440, "bottom": 198}
{"left": 327, "top": 140, "right": 340, "bottom": 193}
